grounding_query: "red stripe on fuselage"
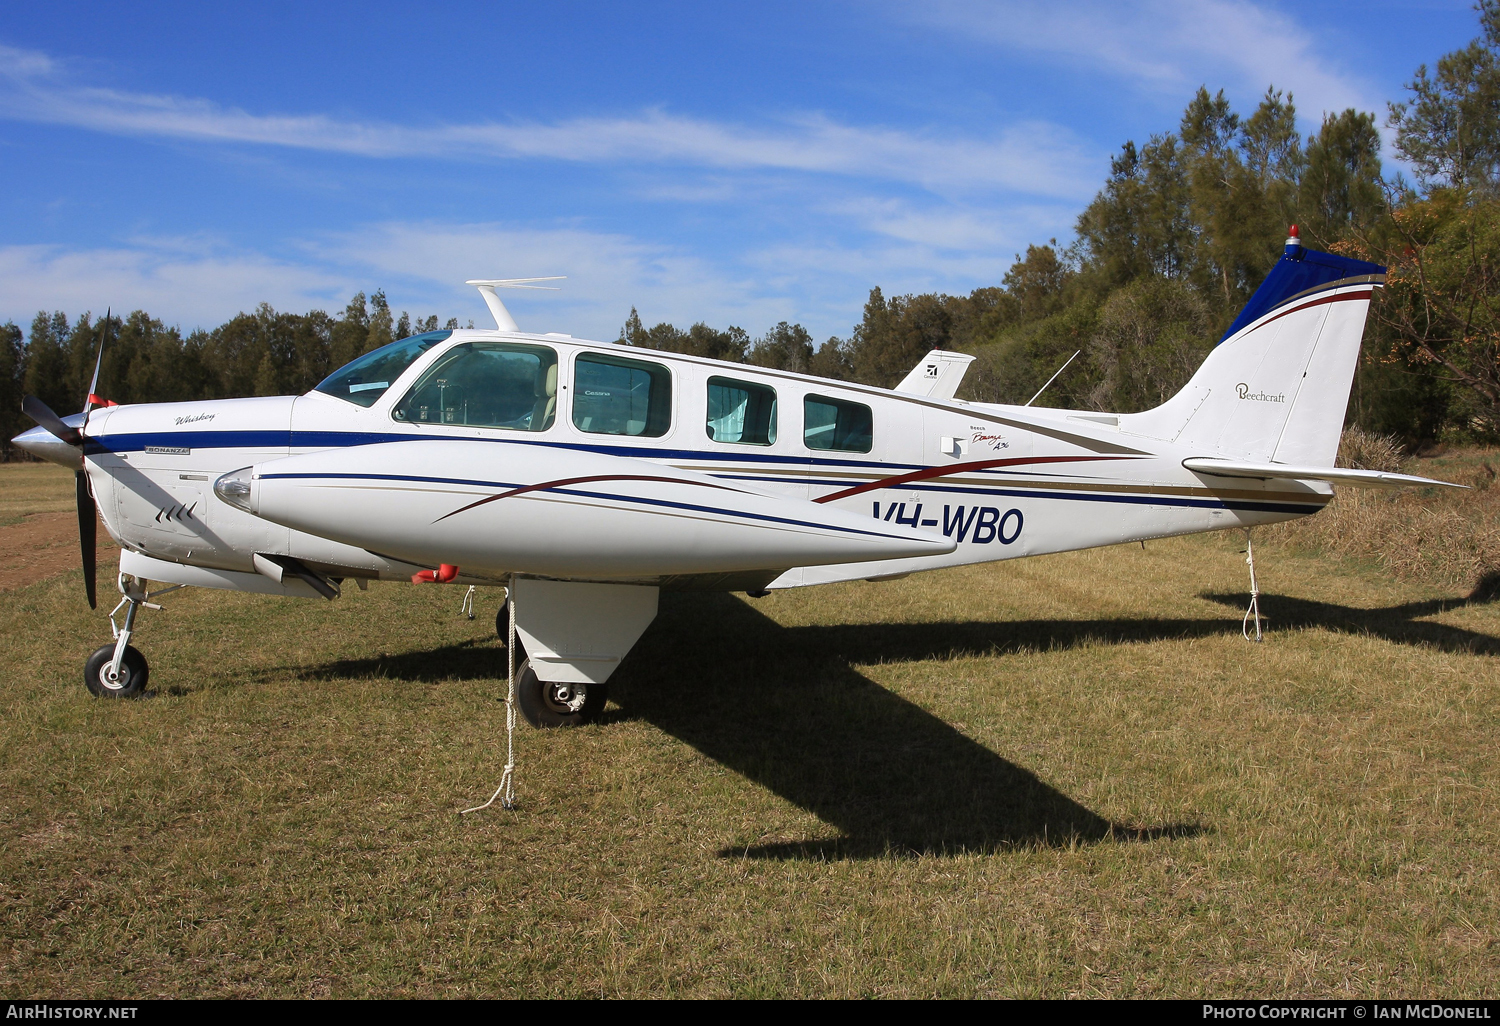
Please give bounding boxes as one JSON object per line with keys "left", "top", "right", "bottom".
{"left": 434, "top": 473, "right": 740, "bottom": 523}
{"left": 813, "top": 455, "right": 1141, "bottom": 503}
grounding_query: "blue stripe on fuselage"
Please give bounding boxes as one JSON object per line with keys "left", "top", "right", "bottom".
{"left": 85, "top": 428, "right": 924, "bottom": 473}
{"left": 258, "top": 471, "right": 925, "bottom": 543}
{"left": 91, "top": 429, "right": 1322, "bottom": 516}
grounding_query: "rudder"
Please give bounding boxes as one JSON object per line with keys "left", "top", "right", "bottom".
{"left": 1119, "top": 228, "right": 1384, "bottom": 466}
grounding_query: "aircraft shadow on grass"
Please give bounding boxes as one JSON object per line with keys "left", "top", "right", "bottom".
{"left": 1201, "top": 575, "right": 1500, "bottom": 657}
{"left": 278, "top": 579, "right": 1498, "bottom": 860}
{"left": 607, "top": 593, "right": 1203, "bottom": 860}
{"left": 608, "top": 581, "right": 1499, "bottom": 858}
{"left": 278, "top": 594, "right": 1203, "bottom": 858}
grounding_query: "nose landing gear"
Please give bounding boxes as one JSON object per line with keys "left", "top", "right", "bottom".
{"left": 84, "top": 573, "right": 180, "bottom": 699}
{"left": 84, "top": 642, "right": 148, "bottom": 698}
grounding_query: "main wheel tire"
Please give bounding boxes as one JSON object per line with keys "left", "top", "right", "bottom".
{"left": 513, "top": 658, "right": 607, "bottom": 728}
{"left": 84, "top": 644, "right": 149, "bottom": 698}
{"left": 495, "top": 601, "right": 525, "bottom": 661}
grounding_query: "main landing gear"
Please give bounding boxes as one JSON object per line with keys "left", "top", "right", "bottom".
{"left": 493, "top": 588, "right": 599, "bottom": 728}
{"left": 513, "top": 658, "right": 607, "bottom": 728}
{"left": 84, "top": 573, "right": 179, "bottom": 698}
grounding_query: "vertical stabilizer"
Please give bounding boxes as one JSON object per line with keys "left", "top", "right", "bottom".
{"left": 1118, "top": 229, "right": 1384, "bottom": 466}
{"left": 894, "top": 349, "right": 976, "bottom": 400}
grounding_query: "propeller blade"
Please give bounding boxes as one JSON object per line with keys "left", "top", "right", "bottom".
{"left": 76, "top": 470, "right": 97, "bottom": 610}
{"left": 21, "top": 395, "right": 82, "bottom": 445}
{"left": 84, "top": 309, "right": 109, "bottom": 414}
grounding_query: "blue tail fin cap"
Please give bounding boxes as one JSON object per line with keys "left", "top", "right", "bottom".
{"left": 1218, "top": 226, "right": 1386, "bottom": 344}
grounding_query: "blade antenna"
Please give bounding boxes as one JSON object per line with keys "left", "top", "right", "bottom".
{"left": 465, "top": 277, "right": 565, "bottom": 332}
{"left": 1024, "top": 350, "right": 1081, "bottom": 407}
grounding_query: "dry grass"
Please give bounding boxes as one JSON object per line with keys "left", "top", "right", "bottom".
{"left": 1269, "top": 435, "right": 1500, "bottom": 590}
{"left": 0, "top": 463, "right": 78, "bottom": 528}
{"left": 0, "top": 464, "right": 1497, "bottom": 997}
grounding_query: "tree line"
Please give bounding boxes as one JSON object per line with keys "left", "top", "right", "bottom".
{"left": 6, "top": 3, "right": 1500, "bottom": 456}
{"left": 622, "top": 1, "right": 1500, "bottom": 445}
{"left": 0, "top": 293, "right": 467, "bottom": 457}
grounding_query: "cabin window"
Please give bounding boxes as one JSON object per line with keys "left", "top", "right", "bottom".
{"left": 391, "top": 342, "right": 558, "bottom": 431}
{"left": 803, "top": 395, "right": 872, "bottom": 453}
{"left": 706, "top": 376, "right": 777, "bottom": 445}
{"left": 315, "top": 330, "right": 452, "bottom": 407}
{"left": 572, "top": 353, "right": 672, "bottom": 437}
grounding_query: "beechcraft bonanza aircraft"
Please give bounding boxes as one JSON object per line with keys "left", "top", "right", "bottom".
{"left": 14, "top": 228, "right": 1462, "bottom": 725}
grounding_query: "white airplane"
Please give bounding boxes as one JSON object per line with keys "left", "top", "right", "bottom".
{"left": 14, "top": 231, "right": 1460, "bottom": 725}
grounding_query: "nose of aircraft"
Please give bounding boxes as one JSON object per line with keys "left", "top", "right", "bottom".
{"left": 11, "top": 423, "right": 83, "bottom": 468}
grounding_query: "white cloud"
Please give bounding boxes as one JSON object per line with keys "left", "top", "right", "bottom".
{"left": 0, "top": 43, "right": 1097, "bottom": 200}
{"left": 0, "top": 225, "right": 811, "bottom": 342}
{"left": 0, "top": 242, "right": 349, "bottom": 331}
{"left": 905, "top": 0, "right": 1381, "bottom": 122}
{"left": 830, "top": 196, "right": 1073, "bottom": 253}
{"left": 317, "top": 222, "right": 749, "bottom": 337}
{"left": 0, "top": 215, "right": 1067, "bottom": 348}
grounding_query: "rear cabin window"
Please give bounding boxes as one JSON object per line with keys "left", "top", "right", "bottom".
{"left": 803, "top": 395, "right": 873, "bottom": 453}
{"left": 706, "top": 376, "right": 777, "bottom": 445}
{"left": 572, "top": 353, "right": 672, "bottom": 437}
{"left": 315, "top": 330, "right": 452, "bottom": 407}
{"left": 392, "top": 342, "right": 558, "bottom": 431}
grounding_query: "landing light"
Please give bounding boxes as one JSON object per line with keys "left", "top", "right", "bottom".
{"left": 214, "top": 468, "right": 254, "bottom": 513}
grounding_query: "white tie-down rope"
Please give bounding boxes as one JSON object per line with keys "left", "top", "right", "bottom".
{"left": 460, "top": 584, "right": 476, "bottom": 620}
{"left": 461, "top": 578, "right": 518, "bottom": 813}
{"left": 1242, "top": 529, "right": 1263, "bottom": 643}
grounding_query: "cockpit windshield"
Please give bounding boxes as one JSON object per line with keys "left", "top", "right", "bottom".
{"left": 313, "top": 330, "right": 452, "bottom": 407}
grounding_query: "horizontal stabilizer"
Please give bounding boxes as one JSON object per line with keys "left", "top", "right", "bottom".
{"left": 1183, "top": 457, "right": 1465, "bottom": 490}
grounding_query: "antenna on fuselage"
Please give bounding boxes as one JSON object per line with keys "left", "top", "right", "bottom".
{"left": 1024, "top": 349, "right": 1081, "bottom": 407}
{"left": 465, "top": 277, "right": 565, "bottom": 332}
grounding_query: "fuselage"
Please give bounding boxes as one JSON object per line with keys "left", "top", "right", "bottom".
{"left": 72, "top": 327, "right": 1330, "bottom": 593}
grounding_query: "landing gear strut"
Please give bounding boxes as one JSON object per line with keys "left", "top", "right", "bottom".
{"left": 84, "top": 573, "right": 178, "bottom": 699}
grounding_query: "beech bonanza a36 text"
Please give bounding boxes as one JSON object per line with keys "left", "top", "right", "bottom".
{"left": 14, "top": 231, "right": 1461, "bottom": 726}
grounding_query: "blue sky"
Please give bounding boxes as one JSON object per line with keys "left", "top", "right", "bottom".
{"left": 0, "top": 1, "right": 1480, "bottom": 344}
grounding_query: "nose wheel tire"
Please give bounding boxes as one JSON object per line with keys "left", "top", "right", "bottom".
{"left": 514, "top": 658, "right": 607, "bottom": 728}
{"left": 84, "top": 644, "right": 150, "bottom": 698}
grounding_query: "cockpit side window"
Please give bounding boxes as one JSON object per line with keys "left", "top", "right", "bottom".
{"left": 392, "top": 342, "right": 558, "bottom": 431}
{"left": 314, "top": 330, "right": 452, "bottom": 407}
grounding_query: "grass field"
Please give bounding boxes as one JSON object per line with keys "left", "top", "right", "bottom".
{"left": 0, "top": 463, "right": 82, "bottom": 527}
{"left": 0, "top": 462, "right": 1496, "bottom": 997}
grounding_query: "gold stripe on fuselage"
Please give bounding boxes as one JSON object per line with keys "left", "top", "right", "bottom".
{"left": 668, "top": 463, "right": 1329, "bottom": 507}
